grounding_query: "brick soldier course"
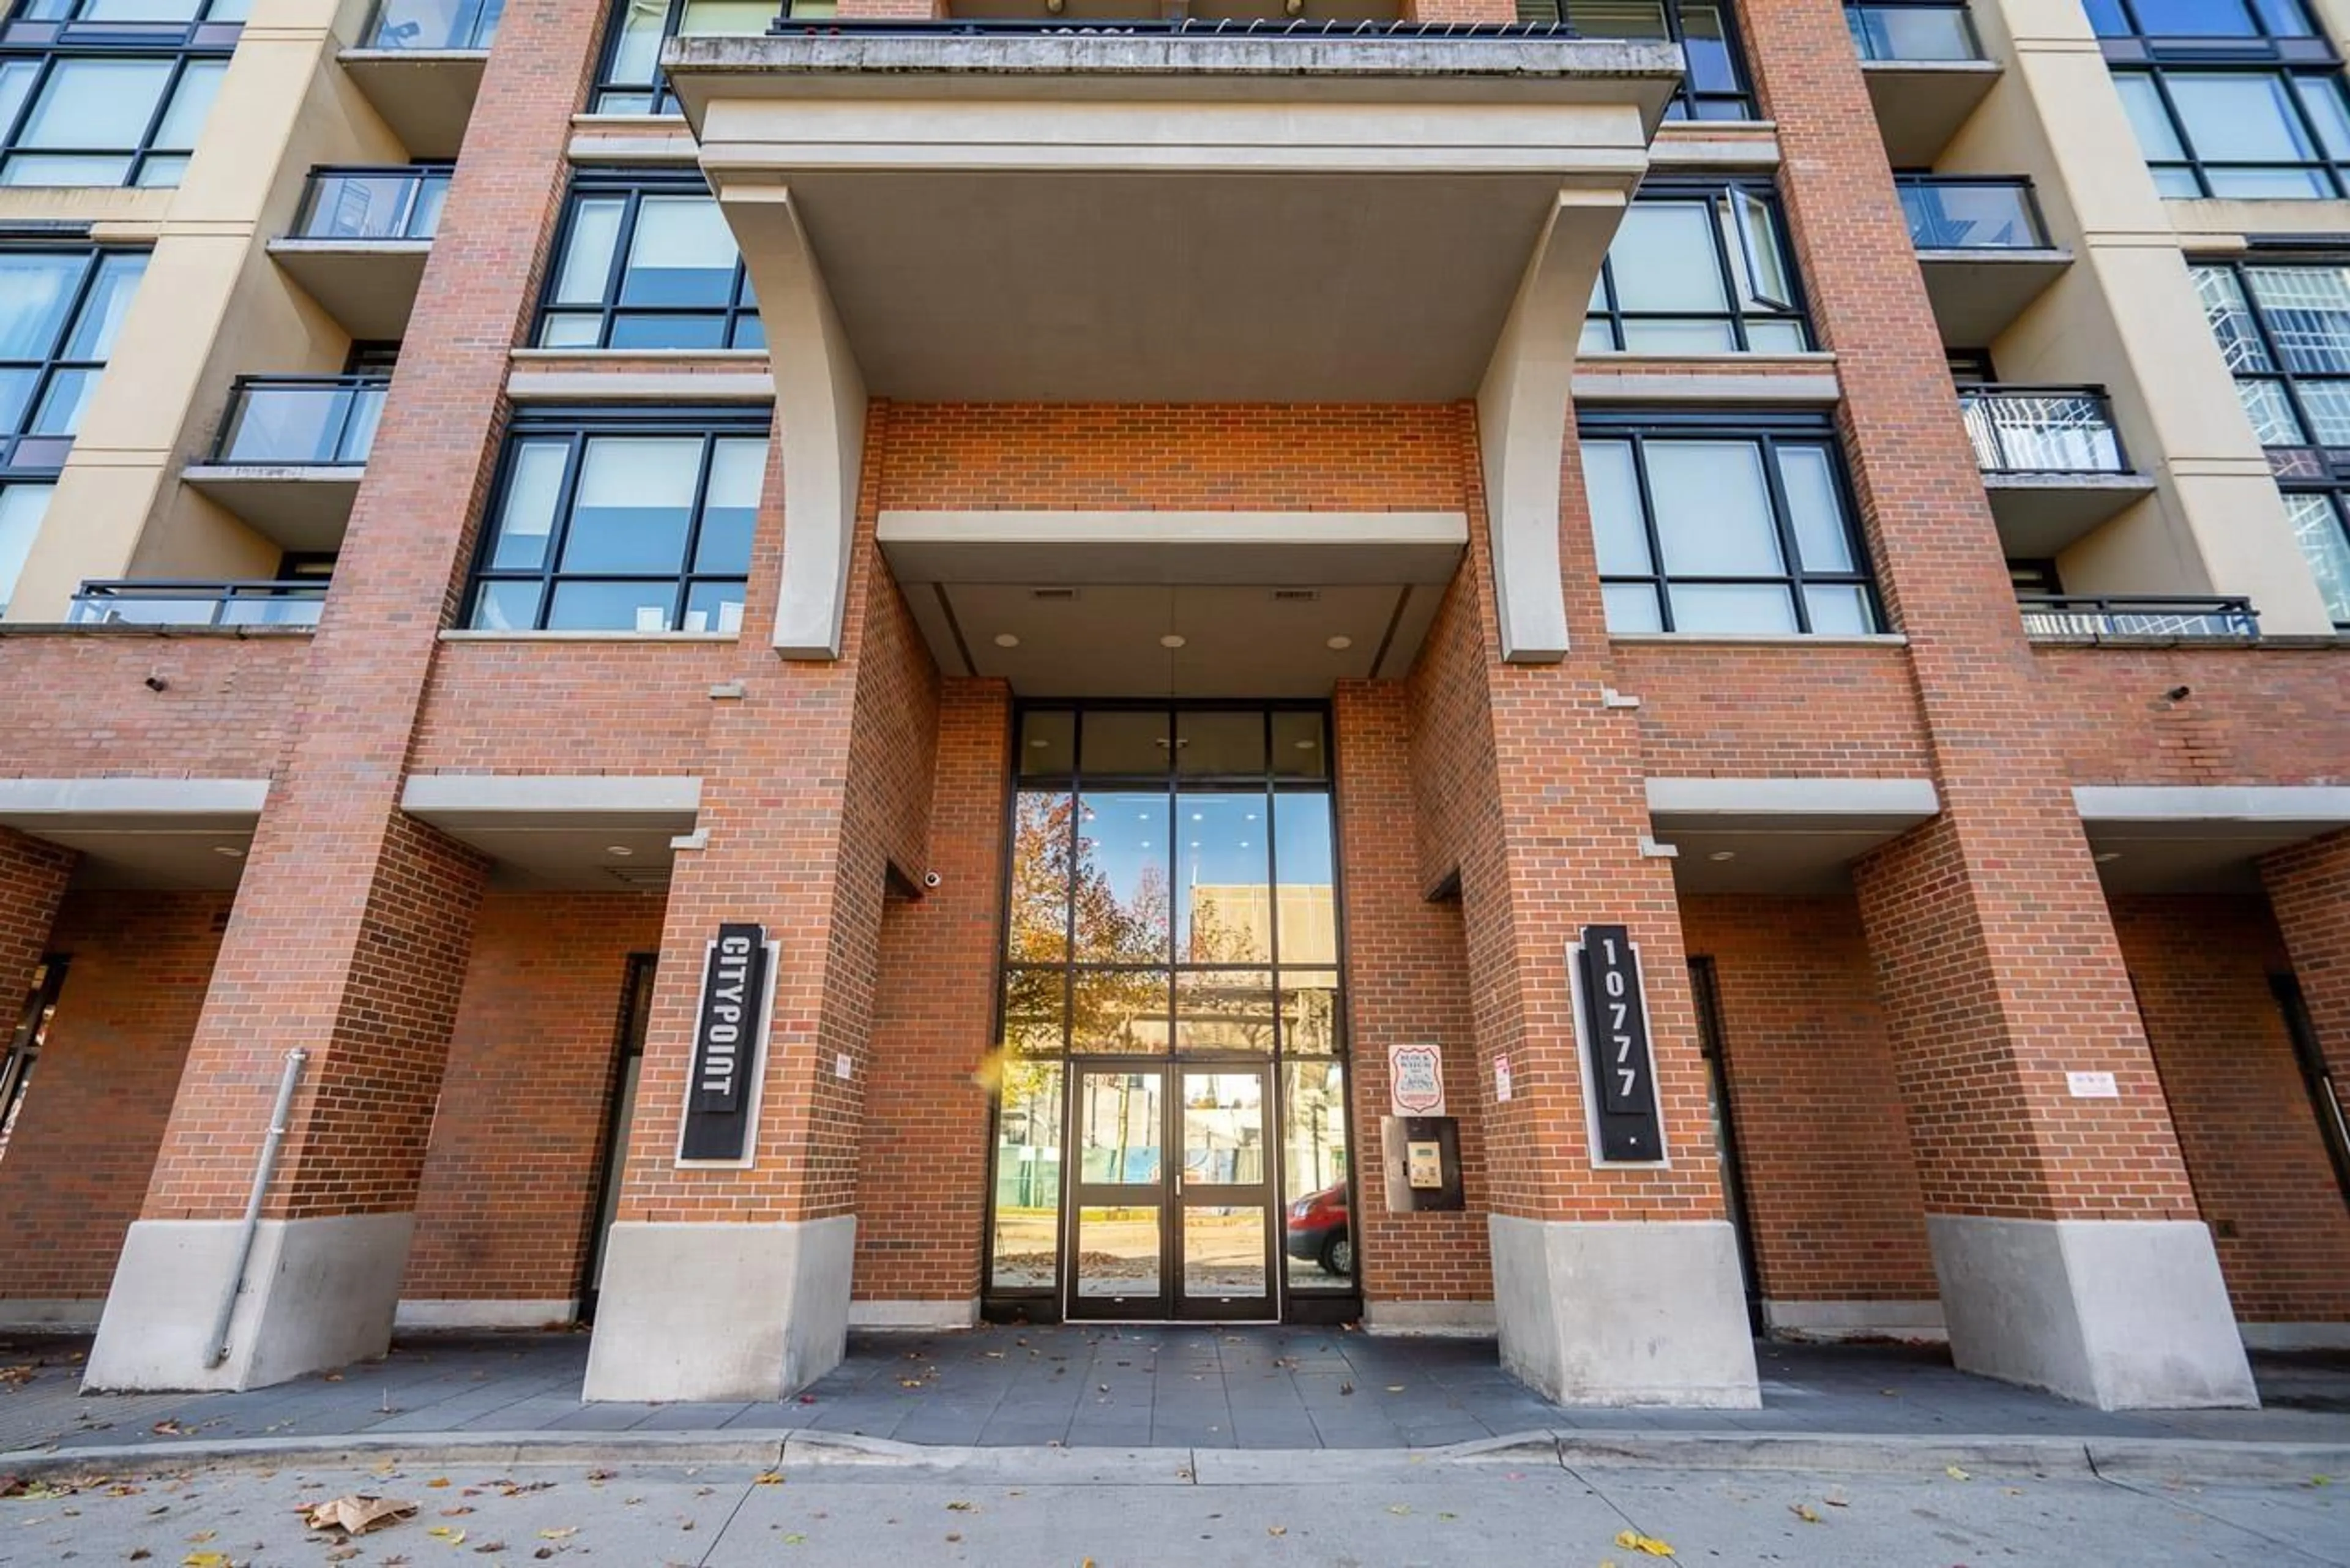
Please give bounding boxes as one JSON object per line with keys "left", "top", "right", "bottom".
{"left": 0, "top": 0, "right": 2344, "bottom": 1414}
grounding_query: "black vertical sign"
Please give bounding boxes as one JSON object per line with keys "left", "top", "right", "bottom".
{"left": 679, "top": 922, "right": 770, "bottom": 1162}
{"left": 1578, "top": 924, "right": 1665, "bottom": 1162}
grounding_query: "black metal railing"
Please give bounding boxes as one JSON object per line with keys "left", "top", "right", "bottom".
{"left": 288, "top": 165, "right": 450, "bottom": 241}
{"left": 1961, "top": 385, "right": 2130, "bottom": 474}
{"left": 361, "top": 0, "right": 501, "bottom": 50}
{"left": 1846, "top": 2, "right": 1983, "bottom": 62}
{"left": 767, "top": 13, "right": 1579, "bottom": 37}
{"left": 2018, "top": 594, "right": 2259, "bottom": 640}
{"left": 1898, "top": 176, "right": 2051, "bottom": 249}
{"left": 69, "top": 579, "right": 328, "bottom": 628}
{"left": 210, "top": 375, "right": 387, "bottom": 466}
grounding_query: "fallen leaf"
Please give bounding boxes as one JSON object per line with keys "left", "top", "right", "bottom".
{"left": 1945, "top": 1465, "right": 1972, "bottom": 1482}
{"left": 304, "top": 1496, "right": 417, "bottom": 1537}
{"left": 471, "top": 1543, "right": 506, "bottom": 1555}
{"left": 537, "top": 1527, "right": 578, "bottom": 1539}
{"left": 152, "top": 1421, "right": 188, "bottom": 1436}
{"left": 181, "top": 1555, "right": 229, "bottom": 1568}
{"left": 946, "top": 1500, "right": 977, "bottom": 1512}
{"left": 1267, "top": 1525, "right": 1286, "bottom": 1537}
{"left": 425, "top": 1526, "right": 466, "bottom": 1546}
{"left": 438, "top": 1506, "right": 474, "bottom": 1517}
{"left": 945, "top": 1533, "right": 963, "bottom": 1543}
{"left": 129, "top": 1552, "right": 151, "bottom": 1562}
{"left": 753, "top": 1472, "right": 785, "bottom": 1486}
{"left": 1338, "top": 1383, "right": 1355, "bottom": 1396}
{"left": 1791, "top": 1503, "right": 1821, "bottom": 1524}
{"left": 1614, "top": 1528, "right": 1675, "bottom": 1557}
{"left": 1386, "top": 1503, "right": 1410, "bottom": 1516}
{"left": 426, "top": 1478, "right": 450, "bottom": 1490}
{"left": 783, "top": 1534, "right": 807, "bottom": 1545}
{"left": 2312, "top": 1475, "right": 2335, "bottom": 1488}
{"left": 187, "top": 1533, "right": 215, "bottom": 1545}
{"left": 1384, "top": 1385, "right": 1404, "bottom": 1393}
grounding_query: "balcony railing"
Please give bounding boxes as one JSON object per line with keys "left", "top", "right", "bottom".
{"left": 766, "top": 15, "right": 1579, "bottom": 35}
{"left": 211, "top": 375, "right": 387, "bottom": 467}
{"left": 289, "top": 166, "right": 450, "bottom": 242}
{"left": 362, "top": 0, "right": 500, "bottom": 50}
{"left": 1898, "top": 177, "right": 2050, "bottom": 249}
{"left": 2018, "top": 594, "right": 2259, "bottom": 641}
{"left": 1961, "top": 386, "right": 2129, "bottom": 474}
{"left": 1846, "top": 3, "right": 1983, "bottom": 62}
{"left": 69, "top": 580, "right": 328, "bottom": 629}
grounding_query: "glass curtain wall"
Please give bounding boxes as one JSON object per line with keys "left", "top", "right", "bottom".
{"left": 987, "top": 703, "right": 1355, "bottom": 1321}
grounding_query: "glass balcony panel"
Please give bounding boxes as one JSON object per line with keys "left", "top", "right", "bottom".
{"left": 2015, "top": 595, "right": 2260, "bottom": 640}
{"left": 1959, "top": 387, "right": 2127, "bottom": 472}
{"left": 1898, "top": 179, "right": 2048, "bottom": 249}
{"left": 70, "top": 579, "right": 328, "bottom": 627}
{"left": 212, "top": 376, "right": 387, "bottom": 466}
{"left": 1846, "top": 4, "right": 1982, "bottom": 61}
{"left": 292, "top": 168, "right": 450, "bottom": 240}
{"left": 364, "top": 0, "right": 500, "bottom": 48}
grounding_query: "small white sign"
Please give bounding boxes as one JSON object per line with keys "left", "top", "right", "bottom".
{"left": 835, "top": 1053, "right": 853, "bottom": 1080}
{"left": 1388, "top": 1042, "right": 1445, "bottom": 1116}
{"left": 2067, "top": 1070, "right": 2119, "bottom": 1099}
{"left": 1493, "top": 1055, "right": 1513, "bottom": 1103}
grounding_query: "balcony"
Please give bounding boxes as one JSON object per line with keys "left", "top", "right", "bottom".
{"left": 2018, "top": 594, "right": 2259, "bottom": 643}
{"left": 1899, "top": 177, "right": 2070, "bottom": 344}
{"left": 1847, "top": 4, "right": 1999, "bottom": 165}
{"left": 665, "top": 18, "right": 1679, "bottom": 663}
{"left": 69, "top": 579, "right": 327, "bottom": 630}
{"left": 341, "top": 0, "right": 502, "bottom": 159}
{"left": 268, "top": 166, "right": 449, "bottom": 340}
{"left": 1961, "top": 384, "right": 2156, "bottom": 553}
{"left": 182, "top": 375, "right": 386, "bottom": 553}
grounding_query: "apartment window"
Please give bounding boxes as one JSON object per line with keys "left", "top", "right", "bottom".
{"left": 0, "top": 0, "right": 241, "bottom": 189}
{"left": 2086, "top": 0, "right": 2317, "bottom": 42}
{"left": 594, "top": 0, "right": 834, "bottom": 113}
{"left": 2195, "top": 260, "right": 2350, "bottom": 623}
{"left": 2115, "top": 68, "right": 2350, "bottom": 199}
{"left": 1582, "top": 411, "right": 1880, "bottom": 635}
{"left": 464, "top": 409, "right": 767, "bottom": 634}
{"left": 1583, "top": 182, "right": 1807, "bottom": 353}
{"left": 535, "top": 171, "right": 760, "bottom": 351}
{"left": 1523, "top": 0, "right": 1754, "bottom": 119}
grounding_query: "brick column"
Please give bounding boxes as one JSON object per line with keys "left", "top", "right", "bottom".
{"left": 1403, "top": 409, "right": 1758, "bottom": 1407}
{"left": 83, "top": 0, "right": 603, "bottom": 1392}
{"left": 1742, "top": 0, "right": 2252, "bottom": 1408}
{"left": 583, "top": 405, "right": 941, "bottom": 1402}
{"left": 0, "top": 828, "right": 72, "bottom": 1017}
{"left": 2266, "top": 831, "right": 2350, "bottom": 1081}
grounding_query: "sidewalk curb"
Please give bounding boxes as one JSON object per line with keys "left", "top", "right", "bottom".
{"left": 7, "top": 1428, "right": 2348, "bottom": 1487}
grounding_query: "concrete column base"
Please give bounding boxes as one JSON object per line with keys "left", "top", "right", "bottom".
{"left": 848, "top": 1297, "right": 978, "bottom": 1331}
{"left": 1927, "top": 1215, "right": 2258, "bottom": 1409}
{"left": 83, "top": 1213, "right": 414, "bottom": 1392}
{"left": 1489, "top": 1215, "right": 1761, "bottom": 1408}
{"left": 583, "top": 1217, "right": 854, "bottom": 1402}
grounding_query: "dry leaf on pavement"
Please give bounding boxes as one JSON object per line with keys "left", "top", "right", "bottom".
{"left": 1790, "top": 1503, "right": 1822, "bottom": 1523}
{"left": 1614, "top": 1527, "right": 1676, "bottom": 1556}
{"left": 304, "top": 1496, "right": 417, "bottom": 1537}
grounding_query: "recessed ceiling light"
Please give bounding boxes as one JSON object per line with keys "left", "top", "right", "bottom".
{"left": 1160, "top": 634, "right": 1187, "bottom": 649}
{"left": 1029, "top": 737, "right": 1050, "bottom": 748}
{"left": 1294, "top": 739, "right": 1316, "bottom": 750}
{"left": 1326, "top": 635, "right": 1353, "bottom": 651}
{"left": 994, "top": 632, "right": 1020, "bottom": 648}
{"left": 213, "top": 844, "right": 246, "bottom": 858}
{"left": 2094, "top": 851, "right": 2122, "bottom": 863}
{"left": 1707, "top": 850, "right": 1736, "bottom": 862}
{"left": 606, "top": 845, "right": 634, "bottom": 857}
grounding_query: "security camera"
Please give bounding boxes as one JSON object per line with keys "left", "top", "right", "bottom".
{"left": 2166, "top": 685, "right": 2192, "bottom": 702}
{"left": 143, "top": 674, "right": 169, "bottom": 692}
{"left": 923, "top": 870, "right": 943, "bottom": 889}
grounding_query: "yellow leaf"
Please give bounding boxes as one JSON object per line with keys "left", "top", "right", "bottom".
{"left": 1945, "top": 1465, "right": 1971, "bottom": 1482}
{"left": 182, "top": 1556, "right": 229, "bottom": 1568}
{"left": 538, "top": 1527, "right": 579, "bottom": 1539}
{"left": 753, "top": 1472, "right": 786, "bottom": 1486}
{"left": 1614, "top": 1528, "right": 1675, "bottom": 1556}
{"left": 426, "top": 1525, "right": 466, "bottom": 1545}
{"left": 426, "top": 1477, "right": 450, "bottom": 1489}
{"left": 1791, "top": 1504, "right": 1821, "bottom": 1524}
{"left": 1386, "top": 1504, "right": 1410, "bottom": 1516}
{"left": 1267, "top": 1525, "right": 1286, "bottom": 1537}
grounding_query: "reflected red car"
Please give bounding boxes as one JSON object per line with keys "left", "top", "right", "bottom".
{"left": 1284, "top": 1182, "right": 1352, "bottom": 1276}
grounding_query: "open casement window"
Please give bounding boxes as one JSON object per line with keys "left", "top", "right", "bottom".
{"left": 1581, "top": 410, "right": 1882, "bottom": 637}
{"left": 593, "top": 0, "right": 834, "bottom": 114}
{"left": 463, "top": 407, "right": 770, "bottom": 635}
{"left": 1583, "top": 182, "right": 1809, "bottom": 354}
{"left": 1527, "top": 0, "right": 1756, "bottom": 120}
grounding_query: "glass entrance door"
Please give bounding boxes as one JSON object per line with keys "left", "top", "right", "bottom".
{"left": 1066, "top": 1061, "right": 1277, "bottom": 1321}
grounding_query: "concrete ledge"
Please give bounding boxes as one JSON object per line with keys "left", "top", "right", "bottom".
{"left": 1573, "top": 368, "right": 1839, "bottom": 403}
{"left": 0, "top": 1299, "right": 100, "bottom": 1331}
{"left": 401, "top": 772, "right": 703, "bottom": 823}
{"left": 848, "top": 1298, "right": 979, "bottom": 1331}
{"left": 2073, "top": 785, "right": 2350, "bottom": 833}
{"left": 1361, "top": 1299, "right": 1498, "bottom": 1336}
{"left": 506, "top": 370, "right": 775, "bottom": 401}
{"left": 876, "top": 509, "right": 1468, "bottom": 587}
{"left": 394, "top": 1299, "right": 576, "bottom": 1331}
{"left": 0, "top": 776, "right": 269, "bottom": 829}
{"left": 2240, "top": 1321, "right": 2350, "bottom": 1352}
{"left": 1763, "top": 1299, "right": 1947, "bottom": 1342}
{"left": 1645, "top": 775, "right": 1941, "bottom": 832}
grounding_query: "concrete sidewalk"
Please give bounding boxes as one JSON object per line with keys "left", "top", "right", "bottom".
{"left": 6, "top": 1326, "right": 2350, "bottom": 1465}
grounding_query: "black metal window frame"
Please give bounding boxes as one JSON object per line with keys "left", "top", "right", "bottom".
{"left": 0, "top": 243, "right": 146, "bottom": 474}
{"left": 1893, "top": 173, "right": 2054, "bottom": 249}
{"left": 0, "top": 10, "right": 237, "bottom": 191}
{"left": 2089, "top": 0, "right": 2327, "bottom": 55}
{"left": 1524, "top": 0, "right": 1756, "bottom": 120}
{"left": 461, "top": 403, "right": 770, "bottom": 635}
{"left": 2191, "top": 256, "right": 2350, "bottom": 627}
{"left": 590, "top": 0, "right": 836, "bottom": 115}
{"left": 0, "top": 953, "right": 67, "bottom": 1163}
{"left": 984, "top": 700, "right": 1355, "bottom": 1317}
{"left": 1581, "top": 406, "right": 1884, "bottom": 636}
{"left": 1842, "top": 0, "right": 1984, "bottom": 64}
{"left": 1583, "top": 177, "right": 1811, "bottom": 354}
{"left": 288, "top": 162, "right": 453, "bottom": 241}
{"left": 2113, "top": 64, "right": 2350, "bottom": 200}
{"left": 533, "top": 168, "right": 759, "bottom": 352}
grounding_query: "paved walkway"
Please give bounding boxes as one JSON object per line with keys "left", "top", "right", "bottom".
{"left": 6, "top": 1327, "right": 2349, "bottom": 1457}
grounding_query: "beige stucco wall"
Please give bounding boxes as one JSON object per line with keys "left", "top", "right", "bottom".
{"left": 4, "top": 0, "right": 409, "bottom": 622}
{"left": 1934, "top": 0, "right": 2337, "bottom": 632}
